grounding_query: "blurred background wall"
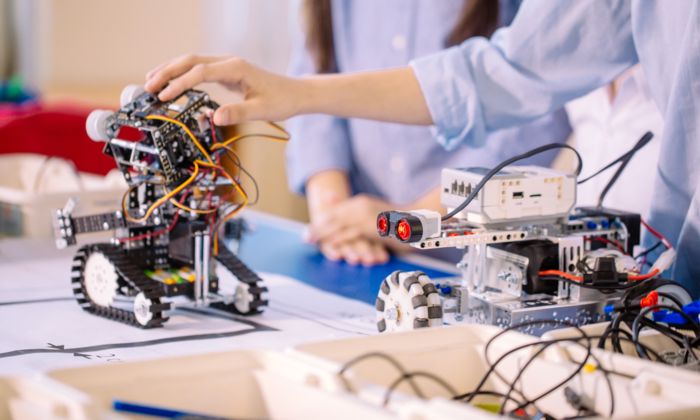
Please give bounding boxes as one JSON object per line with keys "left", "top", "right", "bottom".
{"left": 7, "top": 0, "right": 308, "bottom": 220}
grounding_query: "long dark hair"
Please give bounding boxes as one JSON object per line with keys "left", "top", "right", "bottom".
{"left": 302, "top": 0, "right": 501, "bottom": 73}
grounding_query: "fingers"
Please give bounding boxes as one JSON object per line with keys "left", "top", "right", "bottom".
{"left": 213, "top": 100, "right": 262, "bottom": 126}
{"left": 338, "top": 239, "right": 389, "bottom": 266}
{"left": 145, "top": 55, "right": 232, "bottom": 98}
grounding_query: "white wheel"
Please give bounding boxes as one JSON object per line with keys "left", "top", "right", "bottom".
{"left": 233, "top": 283, "right": 254, "bottom": 314}
{"left": 376, "top": 271, "right": 443, "bottom": 333}
{"left": 120, "top": 84, "right": 146, "bottom": 107}
{"left": 83, "top": 252, "right": 119, "bottom": 307}
{"left": 133, "top": 292, "right": 154, "bottom": 326}
{"left": 85, "top": 109, "right": 113, "bottom": 141}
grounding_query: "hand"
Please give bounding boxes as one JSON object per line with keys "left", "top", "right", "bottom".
{"left": 318, "top": 238, "right": 390, "bottom": 267}
{"left": 144, "top": 55, "right": 304, "bottom": 126}
{"left": 308, "top": 194, "right": 392, "bottom": 248}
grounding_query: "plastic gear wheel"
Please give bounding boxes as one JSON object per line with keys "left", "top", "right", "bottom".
{"left": 83, "top": 251, "right": 119, "bottom": 307}
{"left": 375, "top": 271, "right": 443, "bottom": 333}
{"left": 133, "top": 292, "right": 155, "bottom": 327}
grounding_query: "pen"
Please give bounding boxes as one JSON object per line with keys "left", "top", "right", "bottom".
{"left": 112, "top": 400, "right": 235, "bottom": 420}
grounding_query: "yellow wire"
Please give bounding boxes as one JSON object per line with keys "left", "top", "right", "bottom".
{"left": 124, "top": 162, "right": 200, "bottom": 224}
{"left": 195, "top": 159, "right": 249, "bottom": 255}
{"left": 146, "top": 115, "right": 215, "bottom": 165}
{"left": 210, "top": 122, "right": 290, "bottom": 151}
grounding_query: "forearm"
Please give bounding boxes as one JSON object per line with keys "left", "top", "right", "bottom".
{"left": 298, "top": 67, "right": 433, "bottom": 125}
{"left": 305, "top": 170, "right": 352, "bottom": 221}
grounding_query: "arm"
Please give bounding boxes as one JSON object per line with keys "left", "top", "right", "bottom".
{"left": 145, "top": 2, "right": 636, "bottom": 142}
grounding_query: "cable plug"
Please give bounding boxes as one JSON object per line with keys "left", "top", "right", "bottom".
{"left": 605, "top": 290, "right": 659, "bottom": 314}
{"left": 564, "top": 386, "right": 596, "bottom": 414}
{"left": 650, "top": 248, "right": 676, "bottom": 273}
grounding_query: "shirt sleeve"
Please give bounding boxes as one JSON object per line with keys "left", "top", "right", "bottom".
{"left": 410, "top": 0, "right": 639, "bottom": 150}
{"left": 285, "top": 4, "right": 353, "bottom": 196}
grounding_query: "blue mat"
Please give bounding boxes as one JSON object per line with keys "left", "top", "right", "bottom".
{"left": 237, "top": 218, "right": 454, "bottom": 305}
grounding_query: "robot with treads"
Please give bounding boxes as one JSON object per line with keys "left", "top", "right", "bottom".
{"left": 374, "top": 144, "right": 687, "bottom": 335}
{"left": 53, "top": 85, "right": 287, "bottom": 328}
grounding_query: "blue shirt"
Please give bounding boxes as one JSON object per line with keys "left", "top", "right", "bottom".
{"left": 411, "top": 0, "right": 700, "bottom": 296}
{"left": 286, "top": 0, "right": 571, "bottom": 206}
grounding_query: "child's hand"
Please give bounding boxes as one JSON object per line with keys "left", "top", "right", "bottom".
{"left": 144, "top": 55, "right": 304, "bottom": 125}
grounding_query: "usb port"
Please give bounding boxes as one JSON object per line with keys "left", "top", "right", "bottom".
{"left": 512, "top": 191, "right": 524, "bottom": 199}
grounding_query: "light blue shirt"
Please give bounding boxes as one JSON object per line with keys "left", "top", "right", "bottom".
{"left": 286, "top": 0, "right": 571, "bottom": 206}
{"left": 411, "top": 0, "right": 700, "bottom": 295}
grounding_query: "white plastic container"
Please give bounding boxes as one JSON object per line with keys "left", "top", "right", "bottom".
{"left": 0, "top": 154, "right": 125, "bottom": 237}
{"left": 4, "top": 349, "right": 396, "bottom": 420}
{"left": 291, "top": 324, "right": 700, "bottom": 419}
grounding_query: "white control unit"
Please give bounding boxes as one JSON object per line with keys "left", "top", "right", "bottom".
{"left": 441, "top": 165, "right": 576, "bottom": 226}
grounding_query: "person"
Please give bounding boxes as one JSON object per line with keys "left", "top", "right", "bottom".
{"left": 144, "top": 1, "right": 700, "bottom": 296}
{"left": 286, "top": 0, "right": 570, "bottom": 266}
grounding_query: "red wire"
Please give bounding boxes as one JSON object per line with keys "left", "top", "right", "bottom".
{"left": 118, "top": 191, "right": 190, "bottom": 242}
{"left": 538, "top": 268, "right": 660, "bottom": 283}
{"left": 585, "top": 236, "right": 626, "bottom": 254}
{"left": 641, "top": 218, "right": 673, "bottom": 249}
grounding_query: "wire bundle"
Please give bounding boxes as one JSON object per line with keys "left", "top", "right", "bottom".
{"left": 599, "top": 279, "right": 700, "bottom": 367}
{"left": 117, "top": 114, "right": 289, "bottom": 252}
{"left": 339, "top": 320, "right": 621, "bottom": 418}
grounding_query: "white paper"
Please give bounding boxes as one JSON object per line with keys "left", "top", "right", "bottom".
{"left": 0, "top": 255, "right": 377, "bottom": 375}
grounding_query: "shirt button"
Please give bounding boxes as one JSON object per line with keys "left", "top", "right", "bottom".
{"left": 390, "top": 156, "right": 405, "bottom": 173}
{"left": 391, "top": 35, "right": 407, "bottom": 51}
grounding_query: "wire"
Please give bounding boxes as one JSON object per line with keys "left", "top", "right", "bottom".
{"left": 641, "top": 218, "right": 673, "bottom": 249}
{"left": 216, "top": 144, "right": 261, "bottom": 206}
{"left": 577, "top": 131, "right": 654, "bottom": 185}
{"left": 442, "top": 143, "right": 583, "bottom": 221}
{"left": 585, "top": 236, "right": 627, "bottom": 254}
{"left": 118, "top": 191, "right": 190, "bottom": 242}
{"left": 632, "top": 304, "right": 700, "bottom": 360}
{"left": 634, "top": 240, "right": 663, "bottom": 260}
{"left": 382, "top": 371, "right": 458, "bottom": 407}
{"left": 122, "top": 162, "right": 200, "bottom": 224}
{"left": 337, "top": 351, "right": 425, "bottom": 398}
{"left": 538, "top": 269, "right": 660, "bottom": 283}
{"left": 146, "top": 114, "right": 215, "bottom": 165}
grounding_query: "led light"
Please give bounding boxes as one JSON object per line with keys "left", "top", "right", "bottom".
{"left": 377, "top": 214, "right": 389, "bottom": 236}
{"left": 396, "top": 219, "right": 411, "bottom": 242}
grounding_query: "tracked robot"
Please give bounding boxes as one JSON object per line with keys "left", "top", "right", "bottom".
{"left": 375, "top": 145, "right": 687, "bottom": 335}
{"left": 52, "top": 86, "right": 284, "bottom": 328}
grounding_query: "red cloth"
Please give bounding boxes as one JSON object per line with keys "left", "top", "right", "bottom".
{"left": 0, "top": 103, "right": 117, "bottom": 175}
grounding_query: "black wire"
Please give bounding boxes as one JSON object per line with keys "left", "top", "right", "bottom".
{"left": 656, "top": 291, "right": 685, "bottom": 310}
{"left": 632, "top": 305, "right": 700, "bottom": 360}
{"left": 596, "top": 132, "right": 654, "bottom": 207}
{"left": 633, "top": 240, "right": 663, "bottom": 260}
{"left": 382, "top": 371, "right": 458, "bottom": 407}
{"left": 337, "top": 351, "right": 425, "bottom": 398}
{"left": 577, "top": 131, "right": 654, "bottom": 185}
{"left": 442, "top": 143, "right": 583, "bottom": 221}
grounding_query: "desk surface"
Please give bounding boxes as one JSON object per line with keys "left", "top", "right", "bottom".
{"left": 0, "top": 211, "right": 458, "bottom": 374}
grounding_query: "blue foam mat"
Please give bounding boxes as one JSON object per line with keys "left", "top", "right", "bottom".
{"left": 237, "top": 219, "right": 453, "bottom": 305}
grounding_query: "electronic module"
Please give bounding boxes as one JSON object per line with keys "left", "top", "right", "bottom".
{"left": 53, "top": 85, "right": 286, "bottom": 328}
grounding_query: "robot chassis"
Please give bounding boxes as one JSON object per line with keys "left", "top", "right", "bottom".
{"left": 52, "top": 86, "right": 267, "bottom": 328}
{"left": 374, "top": 166, "right": 684, "bottom": 335}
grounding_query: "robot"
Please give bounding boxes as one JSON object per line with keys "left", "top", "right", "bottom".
{"left": 375, "top": 164, "right": 687, "bottom": 335}
{"left": 52, "top": 86, "right": 277, "bottom": 328}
